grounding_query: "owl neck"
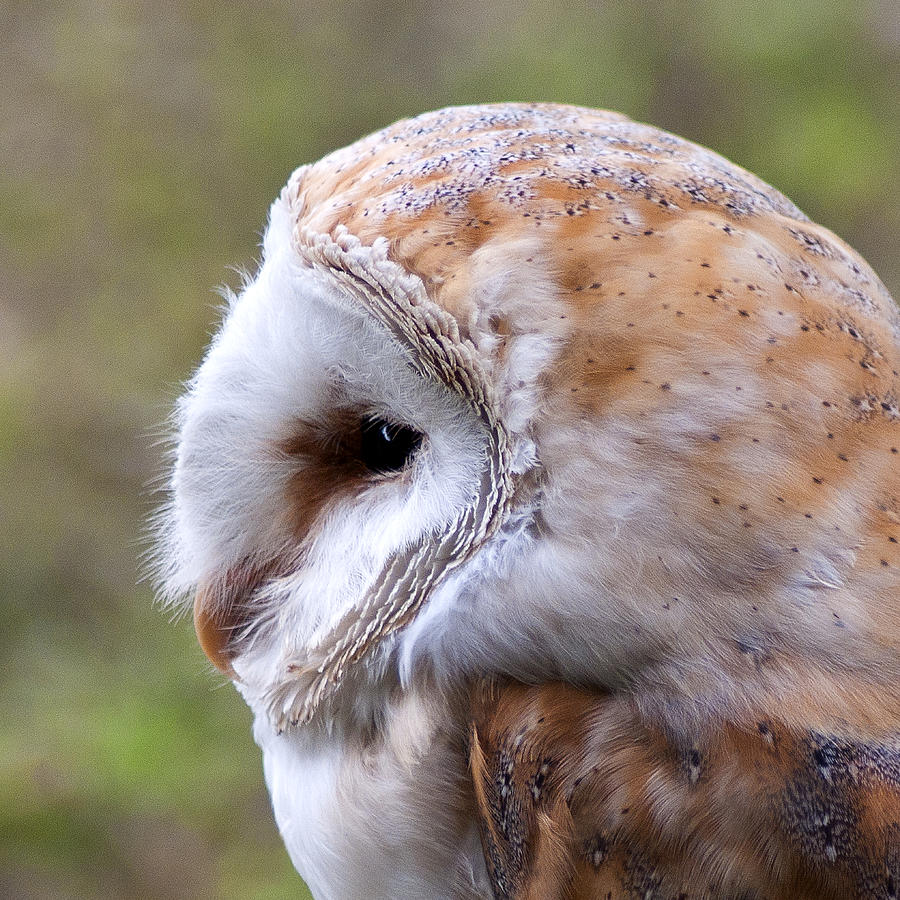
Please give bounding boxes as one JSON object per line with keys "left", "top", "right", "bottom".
{"left": 244, "top": 670, "right": 492, "bottom": 899}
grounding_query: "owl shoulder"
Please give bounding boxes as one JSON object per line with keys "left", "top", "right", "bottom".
{"left": 469, "top": 679, "right": 900, "bottom": 899}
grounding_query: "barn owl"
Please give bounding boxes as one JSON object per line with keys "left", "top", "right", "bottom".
{"left": 157, "top": 103, "right": 900, "bottom": 899}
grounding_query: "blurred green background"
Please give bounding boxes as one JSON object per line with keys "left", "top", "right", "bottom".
{"left": 2, "top": 1, "right": 897, "bottom": 897}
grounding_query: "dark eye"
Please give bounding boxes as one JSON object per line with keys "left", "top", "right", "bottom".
{"left": 360, "top": 417, "right": 423, "bottom": 474}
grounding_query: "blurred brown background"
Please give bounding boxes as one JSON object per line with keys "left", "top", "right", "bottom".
{"left": 2, "top": 1, "right": 897, "bottom": 897}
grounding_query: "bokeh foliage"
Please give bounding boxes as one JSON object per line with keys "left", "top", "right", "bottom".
{"left": 2, "top": 1, "right": 897, "bottom": 897}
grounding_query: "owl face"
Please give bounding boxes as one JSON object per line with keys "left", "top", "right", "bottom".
{"left": 160, "top": 103, "right": 900, "bottom": 736}
{"left": 164, "top": 205, "right": 507, "bottom": 726}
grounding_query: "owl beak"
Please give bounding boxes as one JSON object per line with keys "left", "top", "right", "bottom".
{"left": 193, "top": 587, "right": 238, "bottom": 680}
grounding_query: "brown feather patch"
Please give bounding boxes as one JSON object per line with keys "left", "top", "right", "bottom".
{"left": 470, "top": 679, "right": 900, "bottom": 899}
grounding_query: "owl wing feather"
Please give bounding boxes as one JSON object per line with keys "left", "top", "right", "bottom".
{"left": 470, "top": 679, "right": 900, "bottom": 900}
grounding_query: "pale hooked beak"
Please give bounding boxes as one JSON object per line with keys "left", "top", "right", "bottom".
{"left": 193, "top": 586, "right": 238, "bottom": 680}
{"left": 192, "top": 561, "right": 274, "bottom": 680}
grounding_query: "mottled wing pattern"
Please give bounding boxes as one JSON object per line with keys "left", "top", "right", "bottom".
{"left": 470, "top": 681, "right": 900, "bottom": 900}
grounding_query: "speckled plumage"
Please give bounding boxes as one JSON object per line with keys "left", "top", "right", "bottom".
{"left": 160, "top": 104, "right": 899, "bottom": 899}
{"left": 470, "top": 681, "right": 900, "bottom": 899}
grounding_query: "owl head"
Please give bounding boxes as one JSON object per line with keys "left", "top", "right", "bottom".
{"left": 157, "top": 103, "right": 900, "bottom": 735}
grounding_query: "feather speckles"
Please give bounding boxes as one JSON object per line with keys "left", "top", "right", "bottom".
{"left": 160, "top": 103, "right": 899, "bottom": 899}
{"left": 471, "top": 682, "right": 900, "bottom": 899}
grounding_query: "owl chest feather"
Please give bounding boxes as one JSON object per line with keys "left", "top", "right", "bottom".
{"left": 248, "top": 682, "right": 494, "bottom": 900}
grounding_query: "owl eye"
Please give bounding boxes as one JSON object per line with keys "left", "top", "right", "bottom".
{"left": 359, "top": 417, "right": 423, "bottom": 474}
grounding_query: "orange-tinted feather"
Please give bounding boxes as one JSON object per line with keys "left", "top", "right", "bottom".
{"left": 470, "top": 680, "right": 900, "bottom": 899}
